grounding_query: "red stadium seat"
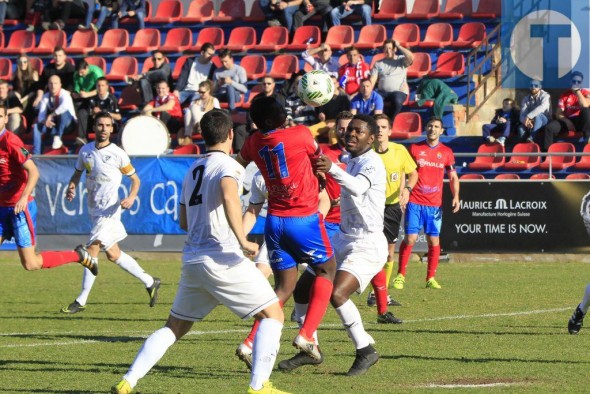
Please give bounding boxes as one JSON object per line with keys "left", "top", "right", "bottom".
{"left": 495, "top": 173, "right": 520, "bottom": 180}
{"left": 240, "top": 55, "right": 267, "bottom": 80}
{"left": 257, "top": 26, "right": 289, "bottom": 52}
{"left": 150, "top": 0, "right": 183, "bottom": 23}
{"left": 67, "top": 29, "right": 97, "bottom": 55}
{"left": 43, "top": 146, "right": 69, "bottom": 155}
{"left": 566, "top": 173, "right": 590, "bottom": 180}
{"left": 191, "top": 27, "right": 225, "bottom": 51}
{"left": 468, "top": 143, "right": 505, "bottom": 170}
{"left": 287, "top": 25, "right": 321, "bottom": 51}
{"left": 370, "top": 53, "right": 385, "bottom": 68}
{"left": 374, "top": 0, "right": 406, "bottom": 20}
{"left": 460, "top": 173, "right": 485, "bottom": 180}
{"left": 226, "top": 27, "right": 257, "bottom": 52}
{"left": 118, "top": 84, "right": 142, "bottom": 111}
{"left": 141, "top": 55, "right": 169, "bottom": 73}
{"left": 430, "top": 52, "right": 465, "bottom": 78}
{"left": 0, "top": 58, "right": 12, "bottom": 80}
{"left": 390, "top": 112, "right": 422, "bottom": 139}
{"left": 213, "top": 0, "right": 246, "bottom": 22}
{"left": 574, "top": 144, "right": 590, "bottom": 170}
{"left": 503, "top": 142, "right": 541, "bottom": 170}
{"left": 268, "top": 54, "right": 299, "bottom": 80}
{"left": 28, "top": 57, "right": 44, "bottom": 75}
{"left": 356, "top": 24, "right": 386, "bottom": 50}
{"left": 439, "top": 0, "right": 472, "bottom": 19}
{"left": 172, "top": 55, "right": 190, "bottom": 80}
{"left": 418, "top": 23, "right": 453, "bottom": 49}
{"left": 325, "top": 25, "right": 354, "bottom": 50}
{"left": 407, "top": 52, "right": 431, "bottom": 78}
{"left": 245, "top": 0, "right": 266, "bottom": 22}
{"left": 173, "top": 144, "right": 200, "bottom": 154}
{"left": 242, "top": 85, "right": 264, "bottom": 110}
{"left": 472, "top": 0, "right": 501, "bottom": 19}
{"left": 95, "top": 29, "right": 129, "bottom": 54}
{"left": 160, "top": 28, "right": 192, "bottom": 53}
{"left": 106, "top": 56, "right": 138, "bottom": 82}
{"left": 530, "top": 173, "right": 555, "bottom": 180}
{"left": 406, "top": 0, "right": 439, "bottom": 19}
{"left": 392, "top": 23, "right": 420, "bottom": 47}
{"left": 0, "top": 31, "right": 6, "bottom": 51}
{"left": 539, "top": 142, "right": 576, "bottom": 170}
{"left": 32, "top": 30, "right": 66, "bottom": 55}
{"left": 2, "top": 31, "right": 36, "bottom": 55}
{"left": 127, "top": 28, "right": 161, "bottom": 53}
{"left": 86, "top": 56, "right": 107, "bottom": 74}
{"left": 452, "top": 22, "right": 487, "bottom": 49}
{"left": 181, "top": 0, "right": 214, "bottom": 23}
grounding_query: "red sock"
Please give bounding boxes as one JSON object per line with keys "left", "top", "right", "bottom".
{"left": 41, "top": 251, "right": 79, "bottom": 269}
{"left": 398, "top": 241, "right": 413, "bottom": 276}
{"left": 371, "top": 269, "right": 388, "bottom": 315}
{"left": 246, "top": 300, "right": 284, "bottom": 345}
{"left": 427, "top": 245, "right": 441, "bottom": 280}
{"left": 301, "top": 276, "right": 332, "bottom": 339}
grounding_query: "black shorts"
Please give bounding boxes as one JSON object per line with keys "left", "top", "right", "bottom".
{"left": 383, "top": 203, "right": 402, "bottom": 244}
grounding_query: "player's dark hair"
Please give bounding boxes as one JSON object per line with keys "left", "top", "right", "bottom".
{"left": 426, "top": 116, "right": 443, "bottom": 127}
{"left": 201, "top": 109, "right": 232, "bottom": 146}
{"left": 353, "top": 114, "right": 378, "bottom": 135}
{"left": 374, "top": 113, "right": 391, "bottom": 125}
{"left": 336, "top": 110, "right": 354, "bottom": 122}
{"left": 249, "top": 95, "right": 287, "bottom": 132}
{"left": 94, "top": 111, "right": 113, "bottom": 125}
{"left": 96, "top": 76, "right": 108, "bottom": 85}
{"left": 76, "top": 59, "right": 89, "bottom": 71}
{"left": 218, "top": 48, "right": 232, "bottom": 59}
{"left": 382, "top": 39, "right": 395, "bottom": 50}
{"left": 201, "top": 42, "right": 215, "bottom": 54}
{"left": 572, "top": 70, "right": 584, "bottom": 80}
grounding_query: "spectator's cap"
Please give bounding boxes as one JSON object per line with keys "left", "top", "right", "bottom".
{"left": 530, "top": 79, "right": 542, "bottom": 88}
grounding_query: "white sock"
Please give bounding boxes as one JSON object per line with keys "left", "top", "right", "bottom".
{"left": 294, "top": 302, "right": 318, "bottom": 345}
{"left": 335, "top": 299, "right": 370, "bottom": 350}
{"left": 76, "top": 260, "right": 98, "bottom": 306}
{"left": 123, "top": 326, "right": 177, "bottom": 388}
{"left": 250, "top": 318, "right": 283, "bottom": 390}
{"left": 580, "top": 283, "right": 590, "bottom": 313}
{"left": 115, "top": 251, "right": 154, "bottom": 287}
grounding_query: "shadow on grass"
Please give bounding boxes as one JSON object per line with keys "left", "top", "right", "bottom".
{"left": 380, "top": 354, "right": 590, "bottom": 365}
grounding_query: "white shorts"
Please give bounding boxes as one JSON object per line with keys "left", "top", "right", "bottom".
{"left": 170, "top": 256, "right": 278, "bottom": 321}
{"left": 254, "top": 242, "right": 270, "bottom": 265}
{"left": 88, "top": 215, "right": 127, "bottom": 250}
{"left": 333, "top": 231, "right": 388, "bottom": 294}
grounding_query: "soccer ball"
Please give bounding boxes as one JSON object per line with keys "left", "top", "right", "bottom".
{"left": 297, "top": 70, "right": 334, "bottom": 107}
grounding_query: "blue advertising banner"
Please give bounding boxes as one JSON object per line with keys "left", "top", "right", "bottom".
{"left": 34, "top": 156, "right": 195, "bottom": 235}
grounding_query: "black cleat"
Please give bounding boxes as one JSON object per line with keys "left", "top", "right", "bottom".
{"left": 278, "top": 351, "right": 324, "bottom": 371}
{"left": 347, "top": 345, "right": 379, "bottom": 376}
{"left": 75, "top": 245, "right": 97, "bottom": 276}
{"left": 61, "top": 300, "right": 86, "bottom": 314}
{"left": 387, "top": 296, "right": 402, "bottom": 307}
{"left": 366, "top": 292, "right": 376, "bottom": 307}
{"left": 568, "top": 304, "right": 586, "bottom": 334}
{"left": 377, "top": 311, "right": 403, "bottom": 324}
{"left": 147, "top": 277, "right": 161, "bottom": 307}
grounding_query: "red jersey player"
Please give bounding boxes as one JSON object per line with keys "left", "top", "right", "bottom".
{"left": 393, "top": 116, "right": 460, "bottom": 290}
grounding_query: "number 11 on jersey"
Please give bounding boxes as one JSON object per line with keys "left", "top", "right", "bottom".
{"left": 259, "top": 143, "right": 290, "bottom": 180}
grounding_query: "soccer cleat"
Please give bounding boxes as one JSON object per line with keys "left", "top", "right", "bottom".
{"left": 61, "top": 300, "right": 86, "bottom": 314}
{"left": 111, "top": 379, "right": 133, "bottom": 394}
{"left": 392, "top": 274, "right": 405, "bottom": 290}
{"left": 366, "top": 292, "right": 376, "bottom": 306}
{"left": 377, "top": 312, "right": 403, "bottom": 324}
{"left": 293, "top": 334, "right": 322, "bottom": 361}
{"left": 290, "top": 308, "right": 297, "bottom": 323}
{"left": 235, "top": 342, "right": 253, "bottom": 370}
{"left": 278, "top": 350, "right": 324, "bottom": 371}
{"left": 75, "top": 245, "right": 98, "bottom": 276}
{"left": 248, "top": 380, "right": 291, "bottom": 394}
{"left": 568, "top": 305, "right": 586, "bottom": 335}
{"left": 346, "top": 345, "right": 379, "bottom": 376}
{"left": 146, "top": 277, "right": 161, "bottom": 307}
{"left": 387, "top": 295, "right": 402, "bottom": 306}
{"left": 426, "top": 278, "right": 442, "bottom": 289}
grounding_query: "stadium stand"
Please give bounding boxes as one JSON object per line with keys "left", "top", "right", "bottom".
{"left": 94, "top": 29, "right": 129, "bottom": 54}
{"left": 355, "top": 25, "right": 386, "bottom": 50}
{"left": 390, "top": 112, "right": 422, "bottom": 139}
{"left": 324, "top": 25, "right": 354, "bottom": 51}
{"left": 150, "top": 0, "right": 183, "bottom": 24}
{"left": 257, "top": 26, "right": 289, "bottom": 52}
{"left": 417, "top": 23, "right": 453, "bottom": 49}
{"left": 3, "top": 30, "right": 34, "bottom": 55}
{"left": 503, "top": 143, "right": 541, "bottom": 171}
{"left": 159, "top": 28, "right": 193, "bottom": 53}
{"left": 495, "top": 174, "right": 520, "bottom": 180}
{"left": 67, "top": 30, "right": 98, "bottom": 55}
{"left": 439, "top": 0, "right": 473, "bottom": 19}
{"left": 373, "top": 0, "right": 406, "bottom": 20}
{"left": 460, "top": 173, "right": 485, "bottom": 180}
{"left": 392, "top": 23, "right": 420, "bottom": 47}
{"left": 191, "top": 27, "right": 224, "bottom": 51}
{"left": 240, "top": 55, "right": 267, "bottom": 80}
{"left": 180, "top": 0, "right": 214, "bottom": 23}
{"left": 225, "top": 26, "right": 257, "bottom": 52}
{"left": 32, "top": 30, "right": 66, "bottom": 55}
{"left": 467, "top": 143, "right": 505, "bottom": 170}
{"left": 538, "top": 142, "right": 576, "bottom": 171}
{"left": 287, "top": 25, "right": 321, "bottom": 51}
{"left": 268, "top": 54, "right": 299, "bottom": 80}
{"left": 406, "top": 0, "right": 440, "bottom": 19}
{"left": 126, "top": 28, "right": 161, "bottom": 53}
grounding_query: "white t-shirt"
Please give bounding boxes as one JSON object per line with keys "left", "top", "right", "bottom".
{"left": 249, "top": 171, "right": 268, "bottom": 217}
{"left": 185, "top": 60, "right": 214, "bottom": 92}
{"left": 76, "top": 142, "right": 135, "bottom": 218}
{"left": 180, "top": 151, "right": 246, "bottom": 262}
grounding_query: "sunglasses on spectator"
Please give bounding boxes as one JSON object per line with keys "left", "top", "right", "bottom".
{"left": 198, "top": 90, "right": 208, "bottom": 94}
{"left": 530, "top": 83, "right": 541, "bottom": 88}
{"left": 572, "top": 79, "right": 583, "bottom": 84}
{"left": 262, "top": 82, "right": 274, "bottom": 85}
{"left": 153, "top": 57, "right": 164, "bottom": 61}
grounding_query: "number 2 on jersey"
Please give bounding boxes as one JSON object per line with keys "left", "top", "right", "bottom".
{"left": 259, "top": 143, "right": 289, "bottom": 179}
{"left": 189, "top": 165, "right": 205, "bottom": 206}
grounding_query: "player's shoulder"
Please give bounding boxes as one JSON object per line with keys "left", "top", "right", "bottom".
{"left": 389, "top": 141, "right": 409, "bottom": 153}
{"left": 4, "top": 130, "right": 23, "bottom": 148}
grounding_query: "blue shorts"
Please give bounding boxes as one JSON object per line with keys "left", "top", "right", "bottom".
{"left": 324, "top": 221, "right": 340, "bottom": 243}
{"left": 0, "top": 199, "right": 37, "bottom": 248}
{"left": 265, "top": 213, "right": 334, "bottom": 271}
{"left": 404, "top": 202, "right": 442, "bottom": 237}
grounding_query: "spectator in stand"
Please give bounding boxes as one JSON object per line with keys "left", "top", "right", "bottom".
{"left": 182, "top": 80, "right": 220, "bottom": 146}
{"left": 33, "top": 75, "right": 77, "bottom": 154}
{"left": 34, "top": 47, "right": 75, "bottom": 108}
{"left": 72, "top": 59, "right": 104, "bottom": 110}
{"left": 126, "top": 50, "right": 171, "bottom": 106}
{"left": 25, "top": 0, "right": 52, "bottom": 31}
{"left": 77, "top": 77, "right": 121, "bottom": 144}
{"left": 370, "top": 40, "right": 413, "bottom": 122}
{"left": 12, "top": 55, "right": 39, "bottom": 115}
{"left": 114, "top": 0, "right": 145, "bottom": 29}
{"left": 517, "top": 79, "right": 551, "bottom": 143}
{"left": 330, "top": 0, "right": 372, "bottom": 26}
{"left": 79, "top": 0, "right": 119, "bottom": 32}
{"left": 260, "top": 0, "right": 302, "bottom": 31}
{"left": 213, "top": 49, "right": 247, "bottom": 113}
{"left": 0, "top": 79, "right": 23, "bottom": 134}
{"left": 293, "top": 0, "right": 332, "bottom": 32}
{"left": 415, "top": 77, "right": 458, "bottom": 119}
{"left": 308, "top": 75, "right": 350, "bottom": 142}
{"left": 50, "top": 0, "right": 86, "bottom": 31}
{"left": 482, "top": 98, "right": 519, "bottom": 146}
{"left": 301, "top": 43, "right": 339, "bottom": 78}
{"left": 543, "top": 71, "right": 590, "bottom": 150}
{"left": 350, "top": 78, "right": 383, "bottom": 116}
{"left": 1, "top": 0, "right": 24, "bottom": 28}
{"left": 338, "top": 46, "right": 371, "bottom": 98}
{"left": 142, "top": 80, "right": 183, "bottom": 135}
{"left": 174, "top": 43, "right": 217, "bottom": 107}
{"left": 281, "top": 71, "right": 317, "bottom": 127}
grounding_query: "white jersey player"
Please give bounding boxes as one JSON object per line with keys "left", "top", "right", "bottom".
{"left": 111, "top": 109, "right": 288, "bottom": 394}
{"left": 62, "top": 112, "right": 160, "bottom": 315}
{"left": 243, "top": 170, "right": 271, "bottom": 277}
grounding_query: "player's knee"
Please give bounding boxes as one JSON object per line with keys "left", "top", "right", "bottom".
{"left": 330, "top": 288, "right": 349, "bottom": 308}
{"left": 21, "top": 259, "right": 41, "bottom": 271}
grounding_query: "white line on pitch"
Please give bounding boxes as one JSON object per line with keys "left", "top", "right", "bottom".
{"left": 417, "top": 382, "right": 524, "bottom": 389}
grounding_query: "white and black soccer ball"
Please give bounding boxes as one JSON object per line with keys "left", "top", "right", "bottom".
{"left": 297, "top": 70, "right": 334, "bottom": 107}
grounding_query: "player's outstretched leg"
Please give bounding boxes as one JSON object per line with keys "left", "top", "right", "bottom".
{"left": 569, "top": 283, "right": 590, "bottom": 334}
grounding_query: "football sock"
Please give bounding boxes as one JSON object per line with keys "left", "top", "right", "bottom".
{"left": 250, "top": 318, "right": 283, "bottom": 391}
{"left": 580, "top": 283, "right": 590, "bottom": 313}
{"left": 245, "top": 320, "right": 260, "bottom": 346}
{"left": 294, "top": 303, "right": 319, "bottom": 344}
{"left": 335, "top": 299, "right": 370, "bottom": 350}
{"left": 123, "top": 326, "right": 177, "bottom": 388}
{"left": 40, "top": 251, "right": 79, "bottom": 269}
{"left": 398, "top": 241, "right": 413, "bottom": 276}
{"left": 427, "top": 245, "right": 441, "bottom": 280}
{"left": 301, "top": 276, "right": 333, "bottom": 339}
{"left": 115, "top": 251, "right": 154, "bottom": 287}
{"left": 384, "top": 260, "right": 394, "bottom": 287}
{"left": 76, "top": 264, "right": 98, "bottom": 306}
{"left": 371, "top": 269, "right": 388, "bottom": 315}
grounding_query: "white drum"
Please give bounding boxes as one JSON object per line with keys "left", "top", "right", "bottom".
{"left": 121, "top": 115, "right": 171, "bottom": 155}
